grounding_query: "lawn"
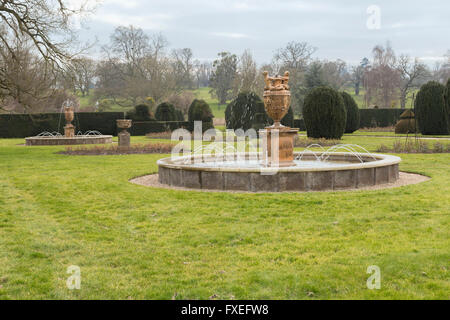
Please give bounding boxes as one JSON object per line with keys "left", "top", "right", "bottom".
{"left": 0, "top": 135, "right": 448, "bottom": 299}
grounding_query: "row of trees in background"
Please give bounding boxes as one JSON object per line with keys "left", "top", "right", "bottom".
{"left": 210, "top": 42, "right": 450, "bottom": 116}
{"left": 1, "top": 1, "right": 449, "bottom": 118}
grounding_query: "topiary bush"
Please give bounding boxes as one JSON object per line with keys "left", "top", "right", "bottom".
{"left": 155, "top": 102, "right": 178, "bottom": 121}
{"left": 226, "top": 92, "right": 269, "bottom": 131}
{"left": 175, "top": 109, "right": 184, "bottom": 121}
{"left": 188, "top": 99, "right": 214, "bottom": 131}
{"left": 341, "top": 91, "right": 360, "bottom": 133}
{"left": 303, "top": 86, "right": 347, "bottom": 139}
{"left": 128, "top": 104, "right": 154, "bottom": 121}
{"left": 415, "top": 81, "right": 449, "bottom": 135}
{"left": 445, "top": 78, "right": 450, "bottom": 127}
{"left": 395, "top": 110, "right": 417, "bottom": 134}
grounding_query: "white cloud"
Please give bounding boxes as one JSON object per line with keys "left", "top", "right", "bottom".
{"left": 93, "top": 13, "right": 173, "bottom": 30}
{"left": 209, "top": 32, "right": 250, "bottom": 39}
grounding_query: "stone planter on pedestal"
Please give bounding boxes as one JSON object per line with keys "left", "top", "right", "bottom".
{"left": 260, "top": 71, "right": 299, "bottom": 167}
{"left": 116, "top": 119, "right": 132, "bottom": 151}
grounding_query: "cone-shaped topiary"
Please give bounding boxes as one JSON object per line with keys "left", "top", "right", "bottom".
{"left": 395, "top": 110, "right": 417, "bottom": 134}
{"left": 225, "top": 92, "right": 269, "bottom": 131}
{"left": 303, "top": 86, "right": 347, "bottom": 139}
{"left": 188, "top": 99, "right": 214, "bottom": 131}
{"left": 415, "top": 81, "right": 449, "bottom": 135}
{"left": 341, "top": 92, "right": 360, "bottom": 133}
{"left": 155, "top": 102, "right": 178, "bottom": 121}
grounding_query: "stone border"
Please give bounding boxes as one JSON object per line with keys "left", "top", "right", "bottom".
{"left": 130, "top": 171, "right": 429, "bottom": 193}
{"left": 25, "top": 135, "right": 113, "bottom": 146}
{"left": 156, "top": 152, "right": 401, "bottom": 192}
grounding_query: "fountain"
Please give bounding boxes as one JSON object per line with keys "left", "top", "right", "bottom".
{"left": 25, "top": 101, "right": 113, "bottom": 146}
{"left": 156, "top": 72, "right": 401, "bottom": 192}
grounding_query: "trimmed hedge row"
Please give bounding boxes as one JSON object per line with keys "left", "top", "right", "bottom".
{"left": 359, "top": 109, "right": 406, "bottom": 128}
{"left": 0, "top": 112, "right": 203, "bottom": 138}
{"left": 0, "top": 112, "right": 124, "bottom": 138}
{"left": 130, "top": 121, "right": 190, "bottom": 136}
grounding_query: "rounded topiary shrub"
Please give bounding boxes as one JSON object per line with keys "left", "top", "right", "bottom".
{"left": 415, "top": 81, "right": 449, "bottom": 135}
{"left": 155, "top": 102, "right": 177, "bottom": 121}
{"left": 395, "top": 110, "right": 417, "bottom": 134}
{"left": 226, "top": 92, "right": 269, "bottom": 131}
{"left": 303, "top": 86, "right": 347, "bottom": 139}
{"left": 188, "top": 99, "right": 214, "bottom": 131}
{"left": 341, "top": 92, "right": 360, "bottom": 133}
{"left": 128, "top": 104, "right": 154, "bottom": 121}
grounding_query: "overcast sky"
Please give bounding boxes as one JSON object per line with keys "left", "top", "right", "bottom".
{"left": 77, "top": 0, "right": 450, "bottom": 65}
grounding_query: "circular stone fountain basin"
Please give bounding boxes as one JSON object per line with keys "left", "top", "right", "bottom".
{"left": 25, "top": 135, "right": 113, "bottom": 146}
{"left": 157, "top": 152, "right": 401, "bottom": 192}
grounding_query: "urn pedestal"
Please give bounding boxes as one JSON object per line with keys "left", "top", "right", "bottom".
{"left": 260, "top": 127, "right": 298, "bottom": 167}
{"left": 64, "top": 124, "right": 75, "bottom": 138}
{"left": 116, "top": 119, "right": 132, "bottom": 151}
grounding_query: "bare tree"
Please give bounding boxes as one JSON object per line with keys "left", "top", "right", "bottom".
{"left": 321, "top": 59, "right": 348, "bottom": 90}
{"left": 397, "top": 55, "right": 427, "bottom": 108}
{"left": 234, "top": 49, "right": 258, "bottom": 94}
{"left": 172, "top": 48, "right": 194, "bottom": 89}
{"left": 273, "top": 41, "right": 316, "bottom": 114}
{"left": 0, "top": 0, "right": 95, "bottom": 112}
{"left": 193, "top": 60, "right": 211, "bottom": 88}
{"left": 71, "top": 56, "right": 96, "bottom": 96}
{"left": 96, "top": 26, "right": 176, "bottom": 107}
{"left": 274, "top": 41, "right": 316, "bottom": 71}
{"left": 167, "top": 91, "right": 194, "bottom": 118}
{"left": 0, "top": 0, "right": 94, "bottom": 68}
{"left": 0, "top": 35, "right": 76, "bottom": 112}
{"left": 364, "top": 44, "right": 401, "bottom": 108}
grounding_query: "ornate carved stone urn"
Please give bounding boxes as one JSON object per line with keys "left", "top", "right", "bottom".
{"left": 263, "top": 71, "right": 291, "bottom": 128}
{"left": 260, "top": 71, "right": 299, "bottom": 167}
{"left": 64, "top": 106, "right": 75, "bottom": 138}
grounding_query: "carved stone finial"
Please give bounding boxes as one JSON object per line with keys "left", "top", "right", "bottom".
{"left": 263, "top": 71, "right": 290, "bottom": 91}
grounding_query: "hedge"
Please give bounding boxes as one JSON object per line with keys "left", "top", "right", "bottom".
{"left": 0, "top": 112, "right": 196, "bottom": 138}
{"left": 0, "top": 112, "right": 124, "bottom": 138}
{"left": 359, "top": 109, "right": 406, "bottom": 128}
{"left": 130, "top": 121, "right": 190, "bottom": 135}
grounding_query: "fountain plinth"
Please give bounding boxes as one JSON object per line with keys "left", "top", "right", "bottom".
{"left": 116, "top": 119, "right": 132, "bottom": 150}
{"left": 260, "top": 71, "right": 299, "bottom": 167}
{"left": 64, "top": 106, "right": 75, "bottom": 138}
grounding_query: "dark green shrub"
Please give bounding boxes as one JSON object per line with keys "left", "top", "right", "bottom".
{"left": 341, "top": 92, "right": 360, "bottom": 133}
{"left": 188, "top": 99, "right": 214, "bottom": 131}
{"left": 155, "top": 102, "right": 178, "bottom": 121}
{"left": 175, "top": 109, "right": 184, "bottom": 121}
{"left": 395, "top": 110, "right": 417, "bottom": 134}
{"left": 445, "top": 78, "right": 450, "bottom": 126}
{"left": 303, "top": 86, "right": 347, "bottom": 139}
{"left": 415, "top": 81, "right": 449, "bottom": 135}
{"left": 226, "top": 92, "right": 269, "bottom": 131}
{"left": 128, "top": 104, "right": 153, "bottom": 121}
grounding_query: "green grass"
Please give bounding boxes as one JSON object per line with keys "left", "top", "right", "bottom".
{"left": 193, "top": 87, "right": 228, "bottom": 119}
{"left": 0, "top": 134, "right": 448, "bottom": 299}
